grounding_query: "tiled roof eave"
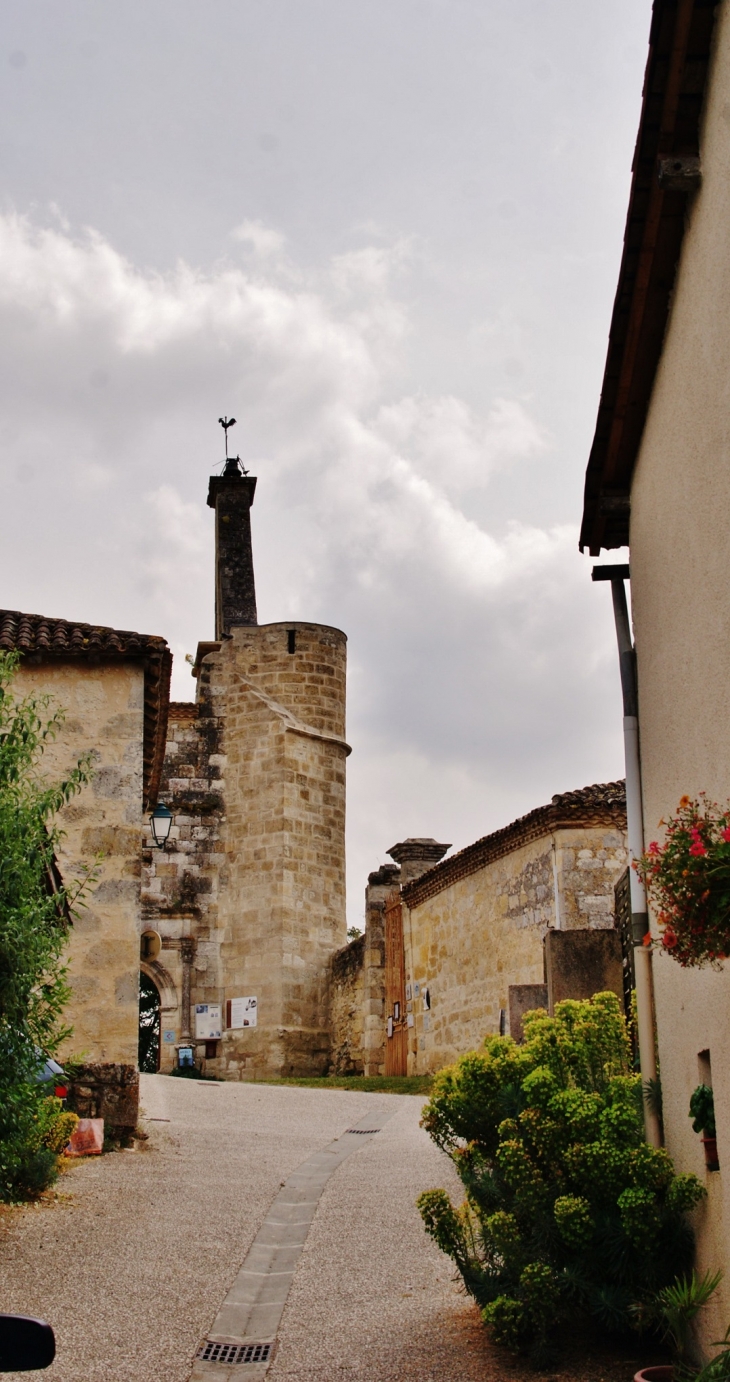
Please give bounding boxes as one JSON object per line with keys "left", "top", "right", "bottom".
{"left": 401, "top": 785, "right": 626, "bottom": 910}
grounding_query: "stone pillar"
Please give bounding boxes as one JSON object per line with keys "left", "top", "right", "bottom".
{"left": 386, "top": 838, "right": 451, "bottom": 883}
{"left": 362, "top": 864, "right": 401, "bottom": 1076}
{"left": 385, "top": 840, "right": 450, "bottom": 1074}
{"left": 544, "top": 928, "right": 623, "bottom": 1013}
{"left": 508, "top": 984, "right": 549, "bottom": 1043}
{"left": 207, "top": 466, "right": 258, "bottom": 638}
{"left": 180, "top": 937, "right": 197, "bottom": 1042}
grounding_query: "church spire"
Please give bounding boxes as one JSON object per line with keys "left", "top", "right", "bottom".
{"left": 207, "top": 420, "right": 257, "bottom": 638}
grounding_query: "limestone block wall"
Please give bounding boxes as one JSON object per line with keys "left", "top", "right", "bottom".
{"left": 401, "top": 823, "right": 627, "bottom": 1074}
{"left": 329, "top": 934, "right": 365, "bottom": 1074}
{"left": 558, "top": 828, "right": 627, "bottom": 929}
{"left": 211, "top": 621, "right": 348, "bottom": 1078}
{"left": 13, "top": 661, "right": 145, "bottom": 1074}
{"left": 142, "top": 700, "right": 225, "bottom": 1069}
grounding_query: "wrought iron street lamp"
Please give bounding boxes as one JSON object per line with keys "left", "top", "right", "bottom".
{"left": 149, "top": 802, "right": 173, "bottom": 849}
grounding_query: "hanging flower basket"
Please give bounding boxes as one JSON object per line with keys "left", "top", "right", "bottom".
{"left": 637, "top": 795, "right": 730, "bottom": 968}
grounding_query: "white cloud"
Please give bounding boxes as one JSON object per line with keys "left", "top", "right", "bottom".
{"left": 230, "top": 219, "right": 286, "bottom": 257}
{"left": 0, "top": 211, "right": 624, "bottom": 923}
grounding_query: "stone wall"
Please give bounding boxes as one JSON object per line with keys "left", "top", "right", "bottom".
{"left": 142, "top": 700, "right": 224, "bottom": 1071}
{"left": 13, "top": 660, "right": 146, "bottom": 1126}
{"left": 400, "top": 821, "right": 627, "bottom": 1075}
{"left": 328, "top": 862, "right": 398, "bottom": 1076}
{"left": 329, "top": 934, "right": 365, "bottom": 1074}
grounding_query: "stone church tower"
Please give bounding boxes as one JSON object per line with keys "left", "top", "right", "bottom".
{"left": 142, "top": 456, "right": 349, "bottom": 1078}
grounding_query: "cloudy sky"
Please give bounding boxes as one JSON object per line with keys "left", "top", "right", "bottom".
{"left": 1, "top": 1, "right": 648, "bottom": 922}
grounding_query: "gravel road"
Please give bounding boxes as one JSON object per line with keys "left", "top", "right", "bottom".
{"left": 0, "top": 1075, "right": 481, "bottom": 1382}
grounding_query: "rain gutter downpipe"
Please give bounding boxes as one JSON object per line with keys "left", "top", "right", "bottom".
{"left": 592, "top": 564, "right": 661, "bottom": 1147}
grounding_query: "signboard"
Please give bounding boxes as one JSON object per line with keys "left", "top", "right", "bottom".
{"left": 178, "top": 1046, "right": 194, "bottom": 1068}
{"left": 195, "top": 1003, "right": 222, "bottom": 1039}
{"left": 162, "top": 1029, "right": 176, "bottom": 1044}
{"left": 227, "top": 996, "right": 258, "bottom": 1029}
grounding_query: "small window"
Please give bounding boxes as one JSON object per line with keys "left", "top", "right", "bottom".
{"left": 698, "top": 1049, "right": 712, "bottom": 1087}
{"left": 287, "top": 629, "right": 296, "bottom": 654}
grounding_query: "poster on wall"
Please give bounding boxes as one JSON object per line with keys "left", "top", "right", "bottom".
{"left": 195, "top": 1004, "right": 222, "bottom": 1039}
{"left": 227, "top": 996, "right": 258, "bottom": 1029}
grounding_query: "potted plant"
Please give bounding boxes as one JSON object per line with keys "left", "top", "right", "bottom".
{"left": 633, "top": 1270, "right": 722, "bottom": 1381}
{"left": 690, "top": 1086, "right": 719, "bottom": 1172}
{"left": 637, "top": 795, "right": 730, "bottom": 968}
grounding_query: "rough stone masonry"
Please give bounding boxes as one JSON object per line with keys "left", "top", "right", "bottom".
{"left": 142, "top": 456, "right": 350, "bottom": 1079}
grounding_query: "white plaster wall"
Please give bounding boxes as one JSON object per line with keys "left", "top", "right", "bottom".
{"left": 629, "top": 0, "right": 730, "bottom": 1350}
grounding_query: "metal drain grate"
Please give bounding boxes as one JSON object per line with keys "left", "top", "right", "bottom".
{"left": 197, "top": 1341, "right": 272, "bottom": 1365}
{"left": 345, "top": 1128, "right": 380, "bottom": 1134}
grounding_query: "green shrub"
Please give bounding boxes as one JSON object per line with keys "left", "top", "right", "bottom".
{"left": 0, "top": 1083, "right": 78, "bottom": 1200}
{"left": 0, "top": 650, "right": 94, "bottom": 1201}
{"left": 417, "top": 992, "right": 705, "bottom": 1356}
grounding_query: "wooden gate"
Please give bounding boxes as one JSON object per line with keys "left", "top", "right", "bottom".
{"left": 384, "top": 889, "right": 408, "bottom": 1076}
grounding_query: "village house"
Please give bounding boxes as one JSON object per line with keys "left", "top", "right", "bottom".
{"left": 580, "top": 0, "right": 730, "bottom": 1351}
{"left": 0, "top": 609, "right": 171, "bottom": 1136}
{"left": 329, "top": 782, "right": 628, "bottom": 1077}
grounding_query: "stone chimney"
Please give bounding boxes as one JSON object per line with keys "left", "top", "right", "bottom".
{"left": 207, "top": 460, "right": 258, "bottom": 639}
{"left": 386, "top": 838, "right": 451, "bottom": 884}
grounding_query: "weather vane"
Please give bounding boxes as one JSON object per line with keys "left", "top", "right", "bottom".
{"left": 219, "top": 416, "right": 236, "bottom": 458}
{"left": 218, "top": 416, "right": 249, "bottom": 475}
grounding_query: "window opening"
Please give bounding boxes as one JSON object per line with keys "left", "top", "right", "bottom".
{"left": 287, "top": 629, "right": 296, "bottom": 654}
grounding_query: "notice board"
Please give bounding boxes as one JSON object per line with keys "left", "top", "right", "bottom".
{"left": 227, "top": 996, "right": 258, "bottom": 1029}
{"left": 195, "top": 1003, "right": 222, "bottom": 1039}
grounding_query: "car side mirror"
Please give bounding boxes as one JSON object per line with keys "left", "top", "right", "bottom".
{"left": 0, "top": 1315, "right": 55, "bottom": 1372}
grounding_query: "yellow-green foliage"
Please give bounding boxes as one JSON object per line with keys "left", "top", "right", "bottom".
{"left": 417, "top": 992, "right": 705, "bottom": 1357}
{"left": 43, "top": 1108, "right": 78, "bottom": 1155}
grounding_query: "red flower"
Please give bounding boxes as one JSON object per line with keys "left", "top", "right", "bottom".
{"left": 721, "top": 828, "right": 730, "bottom": 843}
{"left": 689, "top": 842, "right": 708, "bottom": 857}
{"left": 662, "top": 928, "right": 679, "bottom": 950}
{"left": 648, "top": 841, "right": 660, "bottom": 856}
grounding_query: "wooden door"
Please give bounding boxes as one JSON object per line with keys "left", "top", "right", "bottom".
{"left": 384, "top": 890, "right": 408, "bottom": 1076}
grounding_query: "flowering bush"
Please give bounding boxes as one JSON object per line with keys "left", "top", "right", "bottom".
{"left": 417, "top": 993, "right": 705, "bottom": 1360}
{"left": 637, "top": 795, "right": 730, "bottom": 967}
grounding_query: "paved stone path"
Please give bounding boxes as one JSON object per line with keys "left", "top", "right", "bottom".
{"left": 0, "top": 1075, "right": 494, "bottom": 1382}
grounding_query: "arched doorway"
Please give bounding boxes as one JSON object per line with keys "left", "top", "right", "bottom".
{"left": 139, "top": 973, "right": 161, "bottom": 1072}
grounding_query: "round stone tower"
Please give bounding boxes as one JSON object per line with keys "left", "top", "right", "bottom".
{"left": 194, "top": 459, "right": 349, "bottom": 1078}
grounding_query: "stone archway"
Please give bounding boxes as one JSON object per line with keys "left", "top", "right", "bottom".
{"left": 140, "top": 957, "right": 178, "bottom": 1014}
{"left": 138, "top": 972, "right": 161, "bottom": 1073}
{"left": 140, "top": 957, "right": 179, "bottom": 1072}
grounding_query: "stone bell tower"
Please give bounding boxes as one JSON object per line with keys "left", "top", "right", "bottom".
{"left": 145, "top": 441, "right": 350, "bottom": 1080}
{"left": 208, "top": 458, "right": 258, "bottom": 636}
